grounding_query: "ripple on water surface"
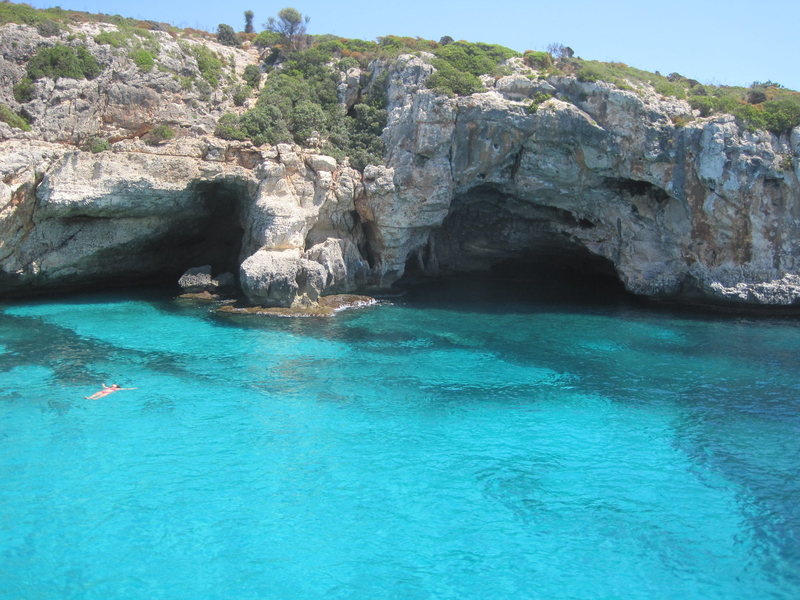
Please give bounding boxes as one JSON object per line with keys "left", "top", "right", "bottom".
{"left": 0, "top": 285, "right": 799, "bottom": 599}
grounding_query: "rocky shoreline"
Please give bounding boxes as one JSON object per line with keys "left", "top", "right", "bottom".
{"left": 1, "top": 20, "right": 799, "bottom": 311}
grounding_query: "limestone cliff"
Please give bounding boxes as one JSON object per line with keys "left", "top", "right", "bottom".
{"left": 1, "top": 21, "right": 799, "bottom": 308}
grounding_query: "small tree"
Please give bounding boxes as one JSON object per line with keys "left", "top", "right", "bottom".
{"left": 217, "top": 23, "right": 239, "bottom": 47}
{"left": 264, "top": 7, "right": 309, "bottom": 51}
{"left": 546, "top": 43, "right": 574, "bottom": 59}
{"left": 244, "top": 10, "right": 255, "bottom": 34}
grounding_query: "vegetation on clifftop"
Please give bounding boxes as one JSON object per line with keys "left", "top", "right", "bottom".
{"left": 0, "top": 1, "right": 177, "bottom": 32}
{"left": 216, "top": 34, "right": 389, "bottom": 170}
{"left": 553, "top": 58, "right": 800, "bottom": 134}
{"left": 1, "top": 1, "right": 799, "bottom": 152}
{"left": 428, "top": 40, "right": 519, "bottom": 96}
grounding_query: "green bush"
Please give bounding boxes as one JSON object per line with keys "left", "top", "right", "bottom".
{"left": 215, "top": 113, "right": 248, "bottom": 140}
{"left": 254, "top": 30, "right": 281, "bottom": 48}
{"left": 94, "top": 26, "right": 159, "bottom": 53}
{"left": 425, "top": 40, "right": 518, "bottom": 96}
{"left": 337, "top": 57, "right": 360, "bottom": 72}
{"left": 290, "top": 100, "right": 329, "bottom": 143}
{"left": 27, "top": 44, "right": 101, "bottom": 80}
{"left": 376, "top": 35, "right": 437, "bottom": 53}
{"left": 242, "top": 64, "right": 261, "bottom": 88}
{"left": 523, "top": 50, "right": 553, "bottom": 71}
{"left": 94, "top": 30, "right": 128, "bottom": 48}
{"left": 433, "top": 41, "right": 518, "bottom": 77}
{"left": 145, "top": 124, "right": 175, "bottom": 145}
{"left": 689, "top": 96, "right": 716, "bottom": 117}
{"left": 13, "top": 77, "right": 35, "bottom": 103}
{"left": 576, "top": 64, "right": 601, "bottom": 82}
{"left": 232, "top": 85, "right": 251, "bottom": 106}
{"left": 85, "top": 136, "right": 110, "bottom": 153}
{"left": 216, "top": 40, "right": 388, "bottom": 169}
{"left": 128, "top": 49, "right": 154, "bottom": 72}
{"left": 36, "top": 19, "right": 60, "bottom": 37}
{"left": 526, "top": 91, "right": 553, "bottom": 113}
{"left": 653, "top": 80, "right": 686, "bottom": 99}
{"left": 216, "top": 23, "right": 239, "bottom": 47}
{"left": 428, "top": 59, "right": 484, "bottom": 96}
{"left": 689, "top": 92, "right": 800, "bottom": 133}
{"left": 187, "top": 44, "right": 223, "bottom": 87}
{"left": 761, "top": 98, "right": 800, "bottom": 133}
{"left": 747, "top": 88, "right": 767, "bottom": 104}
{"left": 0, "top": 104, "right": 31, "bottom": 131}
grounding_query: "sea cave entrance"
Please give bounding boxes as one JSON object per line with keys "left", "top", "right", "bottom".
{"left": 78, "top": 177, "right": 250, "bottom": 293}
{"left": 398, "top": 184, "right": 632, "bottom": 306}
{"left": 177, "top": 178, "right": 248, "bottom": 277}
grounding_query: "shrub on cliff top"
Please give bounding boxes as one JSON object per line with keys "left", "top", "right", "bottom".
{"left": 216, "top": 42, "right": 388, "bottom": 169}
{"left": 216, "top": 23, "right": 239, "bottom": 47}
{"left": 27, "top": 44, "right": 101, "bottom": 80}
{"left": 434, "top": 41, "right": 518, "bottom": 77}
{"left": 254, "top": 30, "right": 282, "bottom": 48}
{"left": 0, "top": 2, "right": 175, "bottom": 33}
{"left": 569, "top": 58, "right": 800, "bottom": 133}
{"left": 427, "top": 60, "right": 483, "bottom": 96}
{"left": 689, "top": 93, "right": 800, "bottom": 134}
{"left": 426, "top": 40, "right": 519, "bottom": 96}
{"left": 523, "top": 50, "right": 553, "bottom": 71}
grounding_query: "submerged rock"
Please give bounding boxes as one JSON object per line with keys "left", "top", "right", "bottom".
{"left": 216, "top": 294, "right": 377, "bottom": 317}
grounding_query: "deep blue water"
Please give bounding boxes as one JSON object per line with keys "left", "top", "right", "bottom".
{"left": 0, "top": 279, "right": 799, "bottom": 599}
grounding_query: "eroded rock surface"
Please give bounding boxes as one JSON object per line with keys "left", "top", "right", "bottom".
{"left": 1, "top": 23, "right": 799, "bottom": 309}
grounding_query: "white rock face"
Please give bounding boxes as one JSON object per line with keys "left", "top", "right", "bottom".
{"left": 348, "top": 56, "right": 800, "bottom": 306}
{"left": 0, "top": 37, "right": 799, "bottom": 309}
{"left": 0, "top": 22, "right": 256, "bottom": 143}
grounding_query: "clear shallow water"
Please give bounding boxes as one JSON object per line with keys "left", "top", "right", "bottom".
{"left": 0, "top": 280, "right": 799, "bottom": 600}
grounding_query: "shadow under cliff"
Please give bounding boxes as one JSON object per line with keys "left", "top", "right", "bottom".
{"left": 0, "top": 177, "right": 248, "bottom": 299}
{"left": 394, "top": 250, "right": 642, "bottom": 316}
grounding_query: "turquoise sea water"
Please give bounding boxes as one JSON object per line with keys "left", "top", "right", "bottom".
{"left": 0, "top": 279, "right": 799, "bottom": 599}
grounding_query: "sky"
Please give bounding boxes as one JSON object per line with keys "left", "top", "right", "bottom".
{"left": 24, "top": 0, "right": 800, "bottom": 90}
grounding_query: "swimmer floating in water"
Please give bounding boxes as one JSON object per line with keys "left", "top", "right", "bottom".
{"left": 85, "top": 383, "right": 137, "bottom": 400}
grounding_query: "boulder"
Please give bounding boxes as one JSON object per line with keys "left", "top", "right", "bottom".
{"left": 239, "top": 249, "right": 327, "bottom": 307}
{"left": 304, "top": 238, "right": 369, "bottom": 293}
{"left": 178, "top": 265, "right": 214, "bottom": 293}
